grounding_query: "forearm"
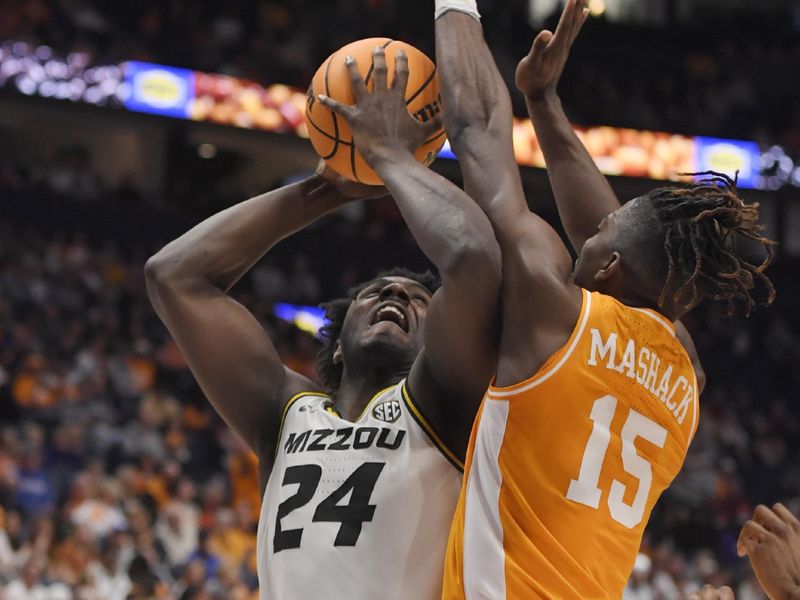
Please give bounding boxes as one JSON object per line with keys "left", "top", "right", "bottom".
{"left": 526, "top": 92, "right": 620, "bottom": 251}
{"left": 435, "top": 11, "right": 527, "bottom": 224}
{"left": 372, "top": 153, "right": 500, "bottom": 276}
{"left": 146, "top": 175, "right": 347, "bottom": 291}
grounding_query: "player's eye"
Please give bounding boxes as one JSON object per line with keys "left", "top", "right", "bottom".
{"left": 413, "top": 295, "right": 429, "bottom": 305}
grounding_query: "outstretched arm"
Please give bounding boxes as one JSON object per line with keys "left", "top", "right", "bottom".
{"left": 320, "top": 48, "right": 501, "bottom": 454}
{"left": 145, "top": 167, "right": 383, "bottom": 458}
{"left": 517, "top": 0, "right": 706, "bottom": 391}
{"left": 435, "top": 3, "right": 581, "bottom": 386}
{"left": 516, "top": 0, "right": 614, "bottom": 253}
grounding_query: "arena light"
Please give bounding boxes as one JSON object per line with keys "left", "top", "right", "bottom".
{"left": 0, "top": 39, "right": 794, "bottom": 191}
{"left": 197, "top": 143, "right": 218, "bottom": 159}
{"left": 0, "top": 40, "right": 124, "bottom": 108}
{"left": 588, "top": 0, "right": 606, "bottom": 16}
{"left": 274, "top": 303, "right": 327, "bottom": 337}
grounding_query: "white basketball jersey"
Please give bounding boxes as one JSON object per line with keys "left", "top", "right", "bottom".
{"left": 257, "top": 380, "right": 463, "bottom": 600}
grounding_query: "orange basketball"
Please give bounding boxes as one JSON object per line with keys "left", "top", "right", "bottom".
{"left": 305, "top": 38, "right": 445, "bottom": 186}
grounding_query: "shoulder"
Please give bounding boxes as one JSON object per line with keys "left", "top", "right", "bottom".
{"left": 256, "top": 371, "right": 326, "bottom": 460}
{"left": 278, "top": 370, "right": 328, "bottom": 413}
{"left": 279, "top": 386, "right": 332, "bottom": 423}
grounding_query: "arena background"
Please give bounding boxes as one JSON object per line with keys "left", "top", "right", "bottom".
{"left": 1, "top": 0, "right": 799, "bottom": 598}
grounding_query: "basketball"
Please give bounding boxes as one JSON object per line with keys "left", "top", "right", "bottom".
{"left": 305, "top": 38, "right": 445, "bottom": 185}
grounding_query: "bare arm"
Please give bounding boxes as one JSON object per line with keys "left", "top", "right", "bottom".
{"left": 516, "top": 0, "right": 613, "bottom": 253}
{"left": 517, "top": 0, "right": 706, "bottom": 392}
{"left": 145, "top": 168, "right": 383, "bottom": 458}
{"left": 320, "top": 48, "right": 501, "bottom": 453}
{"left": 436, "top": 9, "right": 581, "bottom": 386}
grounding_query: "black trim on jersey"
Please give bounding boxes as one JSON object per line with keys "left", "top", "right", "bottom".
{"left": 401, "top": 382, "right": 464, "bottom": 472}
{"left": 274, "top": 391, "right": 331, "bottom": 458}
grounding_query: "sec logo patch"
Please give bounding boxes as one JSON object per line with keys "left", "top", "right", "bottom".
{"left": 372, "top": 400, "right": 402, "bottom": 423}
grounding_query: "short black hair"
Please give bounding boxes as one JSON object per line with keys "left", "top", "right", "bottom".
{"left": 642, "top": 172, "right": 775, "bottom": 316}
{"left": 315, "top": 268, "right": 440, "bottom": 392}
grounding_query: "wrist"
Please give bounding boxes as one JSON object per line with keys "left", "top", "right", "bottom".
{"left": 363, "top": 145, "right": 416, "bottom": 170}
{"left": 526, "top": 88, "right": 561, "bottom": 109}
{"left": 434, "top": 0, "right": 480, "bottom": 20}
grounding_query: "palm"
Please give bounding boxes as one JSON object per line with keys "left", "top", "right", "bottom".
{"left": 516, "top": 42, "right": 561, "bottom": 98}
{"left": 516, "top": 0, "right": 589, "bottom": 99}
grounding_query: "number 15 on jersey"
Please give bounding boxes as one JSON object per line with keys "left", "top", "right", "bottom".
{"left": 566, "top": 395, "right": 667, "bottom": 529}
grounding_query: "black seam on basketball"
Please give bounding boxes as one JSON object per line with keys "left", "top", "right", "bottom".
{"left": 306, "top": 113, "right": 353, "bottom": 157}
{"left": 364, "top": 39, "right": 394, "bottom": 86}
{"left": 405, "top": 66, "right": 437, "bottom": 106}
{"left": 422, "top": 129, "right": 447, "bottom": 145}
{"left": 324, "top": 54, "right": 341, "bottom": 158}
{"left": 350, "top": 144, "right": 363, "bottom": 183}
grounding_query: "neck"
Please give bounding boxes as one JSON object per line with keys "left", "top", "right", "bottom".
{"left": 610, "top": 278, "right": 670, "bottom": 317}
{"left": 333, "top": 367, "right": 406, "bottom": 421}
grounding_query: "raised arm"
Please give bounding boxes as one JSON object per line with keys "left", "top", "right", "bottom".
{"left": 516, "top": 0, "right": 615, "bottom": 253}
{"left": 434, "top": 3, "right": 581, "bottom": 386}
{"left": 145, "top": 168, "right": 383, "bottom": 458}
{"left": 319, "top": 48, "right": 501, "bottom": 454}
{"left": 517, "top": 0, "right": 706, "bottom": 390}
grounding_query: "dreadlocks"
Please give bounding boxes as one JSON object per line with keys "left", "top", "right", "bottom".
{"left": 315, "top": 268, "right": 440, "bottom": 392}
{"left": 647, "top": 171, "right": 776, "bottom": 316}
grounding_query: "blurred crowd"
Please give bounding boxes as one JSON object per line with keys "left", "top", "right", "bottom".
{"left": 0, "top": 217, "right": 313, "bottom": 599}
{"left": 1, "top": 172, "right": 799, "bottom": 598}
{"left": 1, "top": 4, "right": 800, "bottom": 598}
{"left": 1, "top": 0, "right": 800, "bottom": 146}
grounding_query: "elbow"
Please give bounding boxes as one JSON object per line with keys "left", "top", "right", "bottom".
{"left": 444, "top": 89, "right": 512, "bottom": 146}
{"left": 144, "top": 252, "right": 170, "bottom": 287}
{"left": 143, "top": 254, "right": 167, "bottom": 309}
{"left": 440, "top": 232, "right": 502, "bottom": 284}
{"left": 143, "top": 251, "right": 182, "bottom": 306}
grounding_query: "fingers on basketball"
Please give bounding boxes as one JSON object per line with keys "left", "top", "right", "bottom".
{"left": 344, "top": 56, "right": 368, "bottom": 101}
{"left": 306, "top": 38, "right": 444, "bottom": 185}
{"left": 371, "top": 47, "right": 389, "bottom": 90}
{"left": 392, "top": 50, "right": 410, "bottom": 95}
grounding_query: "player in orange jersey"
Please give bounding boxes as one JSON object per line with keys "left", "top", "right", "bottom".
{"left": 434, "top": 0, "right": 776, "bottom": 598}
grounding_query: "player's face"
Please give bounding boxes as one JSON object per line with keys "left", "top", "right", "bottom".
{"left": 573, "top": 203, "right": 632, "bottom": 290}
{"left": 339, "top": 276, "right": 432, "bottom": 366}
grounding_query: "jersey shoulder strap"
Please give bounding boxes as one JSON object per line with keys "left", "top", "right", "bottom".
{"left": 400, "top": 380, "right": 465, "bottom": 472}
{"left": 274, "top": 390, "right": 331, "bottom": 456}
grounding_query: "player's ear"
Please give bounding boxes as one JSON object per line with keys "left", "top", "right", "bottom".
{"left": 332, "top": 340, "right": 343, "bottom": 365}
{"left": 594, "top": 251, "right": 621, "bottom": 282}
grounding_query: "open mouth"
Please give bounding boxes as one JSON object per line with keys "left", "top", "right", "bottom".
{"left": 370, "top": 303, "right": 409, "bottom": 333}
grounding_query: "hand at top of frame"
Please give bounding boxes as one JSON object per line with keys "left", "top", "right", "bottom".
{"left": 318, "top": 47, "right": 441, "bottom": 166}
{"left": 737, "top": 503, "right": 800, "bottom": 600}
{"left": 515, "top": 0, "right": 589, "bottom": 102}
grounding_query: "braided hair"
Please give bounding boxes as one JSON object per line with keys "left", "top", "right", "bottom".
{"left": 647, "top": 171, "right": 775, "bottom": 316}
{"left": 315, "top": 268, "right": 440, "bottom": 392}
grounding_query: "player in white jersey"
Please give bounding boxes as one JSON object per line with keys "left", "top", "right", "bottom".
{"left": 145, "top": 47, "right": 501, "bottom": 599}
{"left": 261, "top": 382, "right": 461, "bottom": 598}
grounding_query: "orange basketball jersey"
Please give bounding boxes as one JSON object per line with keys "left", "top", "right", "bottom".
{"left": 442, "top": 289, "right": 699, "bottom": 600}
